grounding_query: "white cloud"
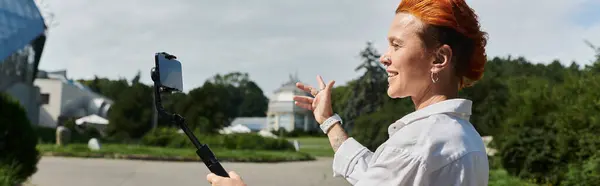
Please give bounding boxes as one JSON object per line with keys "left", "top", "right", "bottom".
{"left": 39, "top": 0, "right": 600, "bottom": 94}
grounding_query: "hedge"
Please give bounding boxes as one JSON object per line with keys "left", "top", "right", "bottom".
{"left": 141, "top": 127, "right": 296, "bottom": 151}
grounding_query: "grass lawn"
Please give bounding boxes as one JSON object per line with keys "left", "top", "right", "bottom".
{"left": 287, "top": 137, "right": 334, "bottom": 157}
{"left": 37, "top": 143, "right": 314, "bottom": 163}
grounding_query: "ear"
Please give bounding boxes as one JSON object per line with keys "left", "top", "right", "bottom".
{"left": 431, "top": 44, "right": 453, "bottom": 73}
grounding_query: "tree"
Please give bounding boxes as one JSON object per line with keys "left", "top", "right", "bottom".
{"left": 131, "top": 70, "right": 141, "bottom": 85}
{"left": 181, "top": 82, "right": 235, "bottom": 133}
{"left": 237, "top": 81, "right": 268, "bottom": 117}
{"left": 105, "top": 83, "right": 153, "bottom": 139}
{"left": 342, "top": 42, "right": 388, "bottom": 133}
{"left": 207, "top": 72, "right": 268, "bottom": 118}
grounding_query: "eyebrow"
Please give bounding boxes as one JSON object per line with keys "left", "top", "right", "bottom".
{"left": 387, "top": 36, "right": 403, "bottom": 44}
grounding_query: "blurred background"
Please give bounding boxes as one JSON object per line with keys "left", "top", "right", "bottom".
{"left": 1, "top": 0, "right": 599, "bottom": 186}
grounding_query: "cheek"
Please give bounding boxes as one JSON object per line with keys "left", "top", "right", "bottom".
{"left": 390, "top": 52, "right": 429, "bottom": 85}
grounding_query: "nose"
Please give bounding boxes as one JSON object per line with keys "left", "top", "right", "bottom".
{"left": 380, "top": 55, "right": 391, "bottom": 66}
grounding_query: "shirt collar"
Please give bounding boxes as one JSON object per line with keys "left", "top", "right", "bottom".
{"left": 388, "top": 98, "right": 473, "bottom": 136}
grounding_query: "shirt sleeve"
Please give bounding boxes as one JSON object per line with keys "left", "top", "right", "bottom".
{"left": 332, "top": 137, "right": 424, "bottom": 185}
{"left": 332, "top": 137, "right": 373, "bottom": 184}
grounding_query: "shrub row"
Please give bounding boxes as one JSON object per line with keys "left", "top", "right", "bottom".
{"left": 141, "top": 127, "right": 296, "bottom": 151}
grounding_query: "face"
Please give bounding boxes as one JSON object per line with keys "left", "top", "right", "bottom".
{"left": 381, "top": 13, "right": 436, "bottom": 99}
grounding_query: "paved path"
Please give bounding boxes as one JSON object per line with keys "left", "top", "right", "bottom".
{"left": 30, "top": 157, "right": 350, "bottom": 186}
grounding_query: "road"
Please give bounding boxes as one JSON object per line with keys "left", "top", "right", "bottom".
{"left": 30, "top": 157, "right": 350, "bottom": 186}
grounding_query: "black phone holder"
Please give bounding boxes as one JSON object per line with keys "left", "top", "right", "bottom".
{"left": 150, "top": 52, "right": 229, "bottom": 177}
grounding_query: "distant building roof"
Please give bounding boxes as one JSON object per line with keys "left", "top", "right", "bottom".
{"left": 37, "top": 70, "right": 113, "bottom": 103}
{"left": 270, "top": 73, "right": 311, "bottom": 101}
{"left": 230, "top": 117, "right": 267, "bottom": 131}
{"left": 268, "top": 73, "right": 311, "bottom": 113}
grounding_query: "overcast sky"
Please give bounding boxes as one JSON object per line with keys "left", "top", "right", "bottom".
{"left": 37, "top": 0, "right": 600, "bottom": 95}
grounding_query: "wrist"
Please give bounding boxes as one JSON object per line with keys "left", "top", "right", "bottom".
{"left": 318, "top": 110, "right": 335, "bottom": 125}
{"left": 320, "top": 114, "right": 342, "bottom": 134}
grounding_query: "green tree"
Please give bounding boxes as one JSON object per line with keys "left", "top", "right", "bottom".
{"left": 209, "top": 72, "right": 268, "bottom": 117}
{"left": 181, "top": 82, "right": 234, "bottom": 133}
{"left": 342, "top": 42, "right": 388, "bottom": 133}
{"left": 106, "top": 83, "right": 154, "bottom": 139}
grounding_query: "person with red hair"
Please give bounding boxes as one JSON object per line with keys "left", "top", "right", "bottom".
{"left": 207, "top": 0, "right": 489, "bottom": 185}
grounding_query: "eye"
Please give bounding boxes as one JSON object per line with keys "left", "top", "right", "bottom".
{"left": 391, "top": 43, "right": 401, "bottom": 50}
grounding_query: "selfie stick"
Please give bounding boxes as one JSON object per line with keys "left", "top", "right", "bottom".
{"left": 151, "top": 52, "right": 229, "bottom": 178}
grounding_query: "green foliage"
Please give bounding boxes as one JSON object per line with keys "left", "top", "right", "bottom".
{"left": 351, "top": 98, "right": 414, "bottom": 151}
{"left": 34, "top": 125, "right": 102, "bottom": 144}
{"left": 562, "top": 152, "right": 600, "bottom": 186}
{"left": 488, "top": 169, "right": 539, "bottom": 186}
{"left": 270, "top": 128, "right": 324, "bottom": 138}
{"left": 491, "top": 46, "right": 600, "bottom": 185}
{"left": 106, "top": 83, "right": 154, "bottom": 140}
{"left": 141, "top": 127, "right": 295, "bottom": 151}
{"left": 341, "top": 42, "right": 388, "bottom": 133}
{"left": 209, "top": 72, "right": 269, "bottom": 117}
{"left": 77, "top": 71, "right": 269, "bottom": 140}
{"left": 37, "top": 143, "right": 313, "bottom": 163}
{"left": 0, "top": 93, "right": 40, "bottom": 184}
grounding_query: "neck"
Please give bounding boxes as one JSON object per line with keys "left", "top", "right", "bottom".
{"left": 411, "top": 81, "right": 459, "bottom": 110}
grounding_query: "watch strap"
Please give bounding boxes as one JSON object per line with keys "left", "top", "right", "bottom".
{"left": 320, "top": 114, "right": 342, "bottom": 134}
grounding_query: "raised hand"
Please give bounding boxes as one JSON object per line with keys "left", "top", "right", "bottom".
{"left": 294, "top": 75, "right": 335, "bottom": 124}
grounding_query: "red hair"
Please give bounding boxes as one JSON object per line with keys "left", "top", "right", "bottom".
{"left": 396, "top": 0, "right": 488, "bottom": 88}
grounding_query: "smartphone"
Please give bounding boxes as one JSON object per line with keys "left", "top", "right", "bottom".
{"left": 154, "top": 52, "right": 183, "bottom": 92}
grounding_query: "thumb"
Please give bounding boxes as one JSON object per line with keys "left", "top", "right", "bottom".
{"left": 228, "top": 171, "right": 242, "bottom": 180}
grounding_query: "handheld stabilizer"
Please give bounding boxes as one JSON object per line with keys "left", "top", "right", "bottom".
{"left": 150, "top": 52, "right": 229, "bottom": 177}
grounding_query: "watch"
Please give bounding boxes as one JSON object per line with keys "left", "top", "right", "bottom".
{"left": 320, "top": 114, "right": 342, "bottom": 134}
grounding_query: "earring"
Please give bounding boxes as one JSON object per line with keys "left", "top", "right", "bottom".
{"left": 431, "top": 72, "right": 439, "bottom": 83}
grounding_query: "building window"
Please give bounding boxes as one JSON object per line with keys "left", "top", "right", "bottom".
{"left": 295, "top": 113, "right": 305, "bottom": 129}
{"left": 41, "top": 93, "right": 49, "bottom": 105}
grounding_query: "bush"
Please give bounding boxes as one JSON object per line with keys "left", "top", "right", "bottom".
{"left": 562, "top": 153, "right": 600, "bottom": 186}
{"left": 493, "top": 73, "right": 600, "bottom": 185}
{"left": 34, "top": 120, "right": 104, "bottom": 144}
{"left": 0, "top": 93, "right": 40, "bottom": 184}
{"left": 270, "top": 128, "right": 324, "bottom": 138}
{"left": 141, "top": 127, "right": 295, "bottom": 151}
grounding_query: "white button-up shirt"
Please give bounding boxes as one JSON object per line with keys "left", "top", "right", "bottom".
{"left": 332, "top": 99, "right": 489, "bottom": 186}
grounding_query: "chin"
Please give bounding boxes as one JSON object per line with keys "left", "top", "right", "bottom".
{"left": 387, "top": 87, "right": 408, "bottom": 99}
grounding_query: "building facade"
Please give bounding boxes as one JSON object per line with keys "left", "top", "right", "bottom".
{"left": 34, "top": 70, "right": 113, "bottom": 128}
{"left": 265, "top": 74, "right": 318, "bottom": 132}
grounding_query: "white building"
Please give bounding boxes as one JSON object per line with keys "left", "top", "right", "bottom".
{"left": 34, "top": 70, "right": 113, "bottom": 128}
{"left": 229, "top": 117, "right": 267, "bottom": 132}
{"left": 265, "top": 74, "right": 318, "bottom": 132}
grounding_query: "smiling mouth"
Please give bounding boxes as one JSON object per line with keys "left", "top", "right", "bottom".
{"left": 387, "top": 72, "right": 399, "bottom": 78}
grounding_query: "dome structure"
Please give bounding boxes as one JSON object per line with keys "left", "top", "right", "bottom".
{"left": 266, "top": 74, "right": 317, "bottom": 132}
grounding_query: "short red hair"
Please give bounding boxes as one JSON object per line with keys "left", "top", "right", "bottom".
{"left": 396, "top": 0, "right": 488, "bottom": 88}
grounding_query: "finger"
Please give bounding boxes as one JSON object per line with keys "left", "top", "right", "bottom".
{"left": 228, "top": 171, "right": 241, "bottom": 180}
{"left": 325, "top": 80, "right": 336, "bottom": 93}
{"left": 293, "top": 96, "right": 314, "bottom": 104}
{"left": 317, "top": 75, "right": 326, "bottom": 90}
{"left": 295, "top": 82, "right": 313, "bottom": 93}
{"left": 295, "top": 101, "right": 313, "bottom": 110}
{"left": 206, "top": 173, "right": 221, "bottom": 183}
